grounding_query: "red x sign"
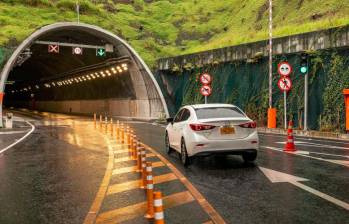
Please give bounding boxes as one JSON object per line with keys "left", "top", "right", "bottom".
{"left": 48, "top": 45, "right": 59, "bottom": 53}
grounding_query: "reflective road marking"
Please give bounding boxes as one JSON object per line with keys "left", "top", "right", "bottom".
{"left": 107, "top": 173, "right": 177, "bottom": 195}
{"left": 96, "top": 191, "right": 194, "bottom": 224}
{"left": 0, "top": 121, "right": 35, "bottom": 155}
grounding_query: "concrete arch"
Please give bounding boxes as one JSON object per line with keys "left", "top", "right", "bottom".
{"left": 0, "top": 22, "right": 169, "bottom": 122}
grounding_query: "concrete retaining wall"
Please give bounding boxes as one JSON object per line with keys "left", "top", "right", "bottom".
{"left": 12, "top": 98, "right": 159, "bottom": 120}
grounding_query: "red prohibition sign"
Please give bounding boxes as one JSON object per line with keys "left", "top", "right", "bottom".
{"left": 48, "top": 44, "right": 59, "bottom": 53}
{"left": 277, "top": 62, "right": 292, "bottom": 76}
{"left": 200, "top": 73, "right": 212, "bottom": 85}
{"left": 277, "top": 77, "right": 292, "bottom": 92}
{"left": 200, "top": 85, "right": 212, "bottom": 96}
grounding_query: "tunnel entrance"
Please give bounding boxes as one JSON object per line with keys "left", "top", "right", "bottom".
{"left": 0, "top": 22, "right": 169, "bottom": 126}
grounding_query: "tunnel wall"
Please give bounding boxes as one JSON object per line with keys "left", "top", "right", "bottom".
{"left": 9, "top": 98, "right": 153, "bottom": 119}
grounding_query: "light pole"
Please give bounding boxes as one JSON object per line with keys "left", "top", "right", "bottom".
{"left": 267, "top": 0, "right": 277, "bottom": 128}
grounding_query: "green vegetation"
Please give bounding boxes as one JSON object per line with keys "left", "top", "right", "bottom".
{"left": 0, "top": 0, "right": 349, "bottom": 66}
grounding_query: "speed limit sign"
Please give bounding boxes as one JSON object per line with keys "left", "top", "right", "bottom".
{"left": 200, "top": 85, "right": 212, "bottom": 96}
{"left": 200, "top": 73, "right": 212, "bottom": 85}
{"left": 278, "top": 62, "right": 292, "bottom": 76}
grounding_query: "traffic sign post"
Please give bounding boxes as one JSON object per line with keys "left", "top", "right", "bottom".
{"left": 200, "top": 73, "right": 212, "bottom": 85}
{"left": 200, "top": 85, "right": 212, "bottom": 104}
{"left": 277, "top": 62, "right": 293, "bottom": 129}
{"left": 278, "top": 62, "right": 292, "bottom": 77}
{"left": 48, "top": 44, "right": 59, "bottom": 53}
{"left": 96, "top": 48, "right": 106, "bottom": 57}
{"left": 72, "top": 47, "right": 83, "bottom": 55}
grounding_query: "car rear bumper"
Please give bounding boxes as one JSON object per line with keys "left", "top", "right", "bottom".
{"left": 186, "top": 131, "right": 259, "bottom": 156}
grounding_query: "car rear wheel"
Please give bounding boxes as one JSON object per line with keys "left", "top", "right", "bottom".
{"left": 165, "top": 132, "right": 174, "bottom": 154}
{"left": 180, "top": 139, "right": 191, "bottom": 167}
{"left": 242, "top": 151, "right": 257, "bottom": 162}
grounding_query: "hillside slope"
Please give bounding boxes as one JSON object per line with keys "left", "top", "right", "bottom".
{"left": 0, "top": 0, "right": 348, "bottom": 66}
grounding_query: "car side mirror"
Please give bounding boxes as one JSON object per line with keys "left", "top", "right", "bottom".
{"left": 166, "top": 118, "right": 174, "bottom": 124}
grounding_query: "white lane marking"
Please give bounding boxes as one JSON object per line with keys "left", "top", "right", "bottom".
{"left": 259, "top": 133, "right": 349, "bottom": 145}
{"left": 261, "top": 146, "right": 349, "bottom": 168}
{"left": 0, "top": 121, "right": 35, "bottom": 154}
{"left": 0, "top": 130, "right": 31, "bottom": 135}
{"left": 275, "top": 141, "right": 349, "bottom": 151}
{"left": 259, "top": 167, "right": 349, "bottom": 211}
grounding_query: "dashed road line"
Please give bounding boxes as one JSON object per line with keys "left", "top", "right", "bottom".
{"left": 107, "top": 173, "right": 177, "bottom": 195}
{"left": 143, "top": 143, "right": 226, "bottom": 224}
{"left": 96, "top": 191, "right": 195, "bottom": 224}
{"left": 112, "top": 161, "right": 164, "bottom": 176}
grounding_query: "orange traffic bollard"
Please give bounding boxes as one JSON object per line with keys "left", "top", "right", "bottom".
{"left": 132, "top": 135, "right": 137, "bottom": 159}
{"left": 153, "top": 192, "right": 165, "bottom": 224}
{"left": 140, "top": 147, "right": 146, "bottom": 189}
{"left": 93, "top": 113, "right": 96, "bottom": 129}
{"left": 116, "top": 120, "right": 120, "bottom": 140}
{"left": 121, "top": 123, "right": 125, "bottom": 143}
{"left": 284, "top": 120, "right": 296, "bottom": 152}
{"left": 137, "top": 143, "right": 142, "bottom": 172}
{"left": 99, "top": 115, "right": 102, "bottom": 130}
{"left": 104, "top": 116, "right": 108, "bottom": 133}
{"left": 110, "top": 118, "right": 113, "bottom": 136}
{"left": 145, "top": 162, "right": 154, "bottom": 219}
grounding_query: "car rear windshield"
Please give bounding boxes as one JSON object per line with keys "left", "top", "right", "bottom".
{"left": 195, "top": 107, "right": 245, "bottom": 119}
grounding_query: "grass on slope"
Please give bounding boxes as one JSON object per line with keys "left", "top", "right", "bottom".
{"left": 0, "top": 0, "right": 348, "bottom": 67}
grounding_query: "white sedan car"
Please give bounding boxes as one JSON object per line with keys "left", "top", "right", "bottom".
{"left": 165, "top": 104, "right": 259, "bottom": 166}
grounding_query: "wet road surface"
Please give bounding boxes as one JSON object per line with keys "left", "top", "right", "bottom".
{"left": 127, "top": 121, "right": 349, "bottom": 224}
{"left": 0, "top": 111, "right": 348, "bottom": 224}
{"left": 0, "top": 112, "right": 108, "bottom": 224}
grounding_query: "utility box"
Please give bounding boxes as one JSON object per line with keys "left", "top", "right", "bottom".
{"left": 5, "top": 113, "right": 13, "bottom": 129}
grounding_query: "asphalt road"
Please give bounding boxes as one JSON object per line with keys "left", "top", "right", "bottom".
{"left": 0, "top": 111, "right": 348, "bottom": 224}
{"left": 0, "top": 111, "right": 108, "bottom": 224}
{"left": 127, "top": 121, "right": 349, "bottom": 224}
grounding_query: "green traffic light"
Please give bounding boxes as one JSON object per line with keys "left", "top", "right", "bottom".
{"left": 300, "top": 66, "right": 307, "bottom": 74}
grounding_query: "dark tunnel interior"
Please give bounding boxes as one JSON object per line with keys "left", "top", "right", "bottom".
{"left": 4, "top": 28, "right": 136, "bottom": 105}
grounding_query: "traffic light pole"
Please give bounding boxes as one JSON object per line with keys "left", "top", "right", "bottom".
{"left": 304, "top": 67, "right": 308, "bottom": 131}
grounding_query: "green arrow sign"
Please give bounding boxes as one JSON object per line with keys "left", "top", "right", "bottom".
{"left": 96, "top": 48, "right": 106, "bottom": 57}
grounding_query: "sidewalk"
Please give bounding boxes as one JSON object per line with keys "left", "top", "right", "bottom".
{"left": 258, "top": 127, "right": 349, "bottom": 141}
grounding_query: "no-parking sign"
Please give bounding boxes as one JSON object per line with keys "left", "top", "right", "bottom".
{"left": 200, "top": 73, "right": 212, "bottom": 85}
{"left": 200, "top": 85, "right": 212, "bottom": 96}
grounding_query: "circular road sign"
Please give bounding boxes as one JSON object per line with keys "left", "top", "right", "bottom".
{"left": 200, "top": 85, "right": 212, "bottom": 96}
{"left": 277, "top": 77, "right": 292, "bottom": 92}
{"left": 200, "top": 73, "right": 212, "bottom": 85}
{"left": 278, "top": 62, "right": 292, "bottom": 76}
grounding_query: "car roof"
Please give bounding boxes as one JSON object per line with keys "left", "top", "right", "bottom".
{"left": 188, "top": 104, "right": 237, "bottom": 109}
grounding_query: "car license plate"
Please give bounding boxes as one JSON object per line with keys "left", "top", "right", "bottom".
{"left": 220, "top": 126, "right": 235, "bottom": 135}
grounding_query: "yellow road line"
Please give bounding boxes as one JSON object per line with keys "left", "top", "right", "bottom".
{"left": 143, "top": 144, "right": 226, "bottom": 224}
{"left": 112, "top": 160, "right": 164, "bottom": 176}
{"left": 96, "top": 191, "right": 194, "bottom": 224}
{"left": 113, "top": 152, "right": 155, "bottom": 163}
{"left": 83, "top": 135, "right": 115, "bottom": 224}
{"left": 107, "top": 173, "right": 177, "bottom": 195}
{"left": 113, "top": 149, "right": 129, "bottom": 154}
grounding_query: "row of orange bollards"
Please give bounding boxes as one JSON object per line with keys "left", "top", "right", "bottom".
{"left": 93, "top": 113, "right": 165, "bottom": 223}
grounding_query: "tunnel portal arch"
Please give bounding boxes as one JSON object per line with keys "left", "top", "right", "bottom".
{"left": 0, "top": 22, "right": 169, "bottom": 124}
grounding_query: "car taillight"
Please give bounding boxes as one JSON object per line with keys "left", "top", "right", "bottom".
{"left": 239, "top": 121, "right": 257, "bottom": 128}
{"left": 190, "top": 124, "right": 216, "bottom": 131}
